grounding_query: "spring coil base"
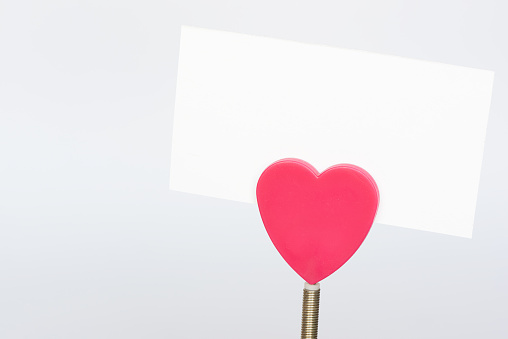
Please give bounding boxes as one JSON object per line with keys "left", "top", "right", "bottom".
{"left": 301, "top": 286, "right": 320, "bottom": 339}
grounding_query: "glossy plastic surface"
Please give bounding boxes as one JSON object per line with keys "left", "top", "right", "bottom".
{"left": 256, "top": 158, "right": 379, "bottom": 284}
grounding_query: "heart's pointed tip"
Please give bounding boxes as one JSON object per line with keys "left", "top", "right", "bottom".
{"left": 301, "top": 271, "right": 327, "bottom": 285}
{"left": 303, "top": 274, "right": 328, "bottom": 285}
{"left": 305, "top": 279, "right": 320, "bottom": 285}
{"left": 304, "top": 281, "right": 321, "bottom": 290}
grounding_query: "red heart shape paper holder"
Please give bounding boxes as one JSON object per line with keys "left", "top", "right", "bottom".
{"left": 256, "top": 158, "right": 379, "bottom": 284}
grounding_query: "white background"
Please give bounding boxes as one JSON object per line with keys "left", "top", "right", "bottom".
{"left": 1, "top": 1, "right": 507, "bottom": 338}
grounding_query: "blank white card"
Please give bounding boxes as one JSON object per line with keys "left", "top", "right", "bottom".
{"left": 170, "top": 26, "right": 494, "bottom": 238}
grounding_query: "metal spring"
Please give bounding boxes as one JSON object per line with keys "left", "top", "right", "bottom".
{"left": 301, "top": 286, "right": 320, "bottom": 339}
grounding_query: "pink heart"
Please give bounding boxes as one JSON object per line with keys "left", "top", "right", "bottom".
{"left": 256, "top": 158, "right": 379, "bottom": 284}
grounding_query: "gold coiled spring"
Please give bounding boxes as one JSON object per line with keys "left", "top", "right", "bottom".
{"left": 301, "top": 283, "right": 320, "bottom": 339}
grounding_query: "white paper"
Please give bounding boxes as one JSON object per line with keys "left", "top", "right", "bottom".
{"left": 170, "top": 26, "right": 494, "bottom": 238}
